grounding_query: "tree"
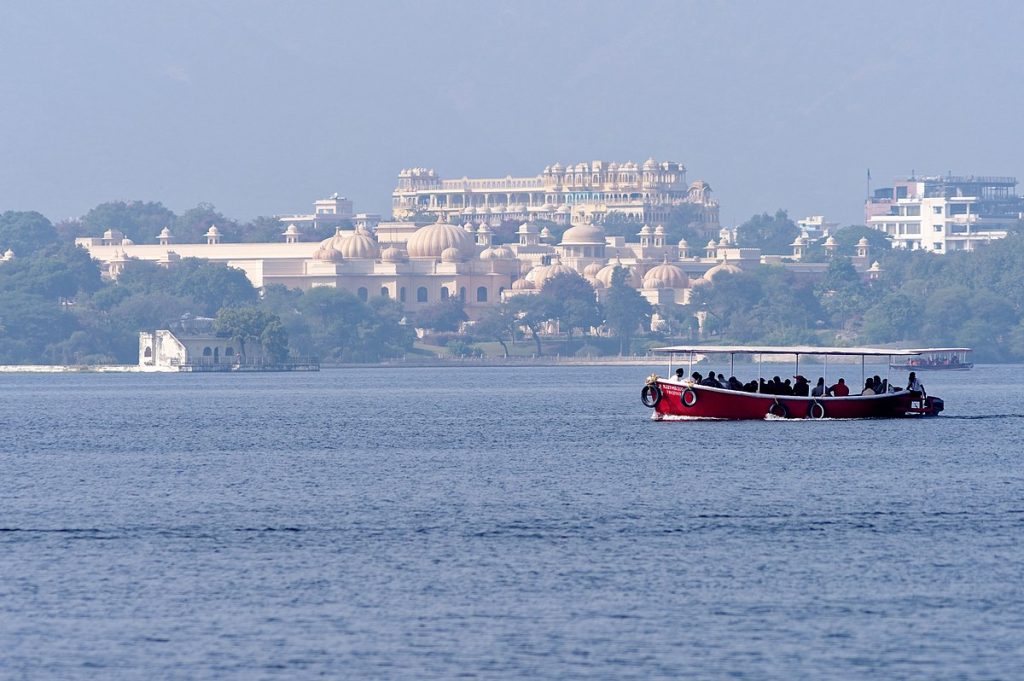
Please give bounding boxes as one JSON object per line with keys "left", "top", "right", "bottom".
{"left": 0, "top": 243, "right": 103, "bottom": 301}
{"left": 535, "top": 271, "right": 600, "bottom": 342}
{"left": 514, "top": 294, "right": 555, "bottom": 356}
{"left": 239, "top": 216, "right": 288, "bottom": 243}
{"left": 173, "top": 203, "right": 240, "bottom": 243}
{"left": 603, "top": 266, "right": 652, "bottom": 354}
{"left": 215, "top": 306, "right": 287, "bottom": 360}
{"left": 832, "top": 224, "right": 892, "bottom": 258}
{"left": 473, "top": 304, "right": 517, "bottom": 357}
{"left": 816, "top": 258, "right": 870, "bottom": 331}
{"left": 736, "top": 210, "right": 799, "bottom": 255}
{"left": 861, "top": 293, "right": 921, "bottom": 343}
{"left": 168, "top": 258, "right": 258, "bottom": 315}
{"left": 415, "top": 298, "right": 468, "bottom": 332}
{"left": 0, "top": 292, "right": 77, "bottom": 363}
{"left": 80, "top": 200, "right": 177, "bottom": 244}
{"left": 0, "top": 211, "right": 58, "bottom": 256}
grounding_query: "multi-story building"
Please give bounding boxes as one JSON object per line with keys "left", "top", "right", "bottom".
{"left": 866, "top": 175, "right": 1024, "bottom": 252}
{"left": 392, "top": 159, "right": 720, "bottom": 236}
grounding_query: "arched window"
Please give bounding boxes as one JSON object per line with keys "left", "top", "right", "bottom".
{"left": 459, "top": 287, "right": 466, "bottom": 302}
{"left": 417, "top": 286, "right": 428, "bottom": 302}
{"left": 144, "top": 347, "right": 153, "bottom": 358}
{"left": 441, "top": 286, "right": 449, "bottom": 300}
{"left": 225, "top": 347, "right": 235, "bottom": 356}
{"left": 357, "top": 287, "right": 368, "bottom": 301}
{"left": 380, "top": 287, "right": 389, "bottom": 298}
{"left": 400, "top": 287, "right": 407, "bottom": 303}
{"left": 476, "top": 286, "right": 488, "bottom": 302}
{"left": 203, "top": 347, "right": 212, "bottom": 356}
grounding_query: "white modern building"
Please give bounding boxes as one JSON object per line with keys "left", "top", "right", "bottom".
{"left": 865, "top": 175, "right": 1024, "bottom": 252}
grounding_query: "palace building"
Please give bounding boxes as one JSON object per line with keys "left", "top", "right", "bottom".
{"left": 392, "top": 159, "right": 720, "bottom": 237}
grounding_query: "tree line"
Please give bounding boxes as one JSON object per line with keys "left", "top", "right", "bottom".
{"left": 3, "top": 203, "right": 1024, "bottom": 364}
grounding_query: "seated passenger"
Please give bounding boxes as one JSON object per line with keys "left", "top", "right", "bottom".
{"left": 781, "top": 379, "right": 794, "bottom": 396}
{"left": 871, "top": 375, "right": 883, "bottom": 394}
{"left": 717, "top": 373, "right": 728, "bottom": 388}
{"left": 744, "top": 380, "right": 758, "bottom": 392}
{"left": 792, "top": 375, "right": 810, "bottom": 397}
{"left": 907, "top": 371, "right": 925, "bottom": 396}
{"left": 727, "top": 376, "right": 744, "bottom": 391}
{"left": 700, "top": 372, "right": 721, "bottom": 387}
{"left": 674, "top": 368, "right": 686, "bottom": 383}
{"left": 861, "top": 379, "right": 876, "bottom": 395}
{"left": 829, "top": 378, "right": 850, "bottom": 397}
{"left": 690, "top": 371, "right": 703, "bottom": 384}
{"left": 771, "top": 376, "right": 784, "bottom": 394}
{"left": 759, "top": 378, "right": 772, "bottom": 394}
{"left": 811, "top": 377, "right": 826, "bottom": 397}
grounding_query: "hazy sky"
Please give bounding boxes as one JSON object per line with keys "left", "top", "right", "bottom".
{"left": 2, "top": 0, "right": 1022, "bottom": 227}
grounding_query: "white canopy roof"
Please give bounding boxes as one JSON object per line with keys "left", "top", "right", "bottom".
{"left": 904, "top": 347, "right": 972, "bottom": 354}
{"left": 652, "top": 345, "right": 923, "bottom": 357}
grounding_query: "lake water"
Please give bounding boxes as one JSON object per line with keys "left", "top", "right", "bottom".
{"left": 2, "top": 364, "right": 1023, "bottom": 679}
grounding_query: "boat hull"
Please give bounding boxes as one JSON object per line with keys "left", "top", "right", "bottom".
{"left": 646, "top": 380, "right": 942, "bottom": 420}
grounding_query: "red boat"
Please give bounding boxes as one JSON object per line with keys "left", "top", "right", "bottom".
{"left": 641, "top": 345, "right": 945, "bottom": 420}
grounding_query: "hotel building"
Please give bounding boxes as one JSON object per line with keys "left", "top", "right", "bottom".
{"left": 866, "top": 175, "right": 1024, "bottom": 252}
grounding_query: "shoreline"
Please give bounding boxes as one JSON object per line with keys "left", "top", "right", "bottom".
{"left": 0, "top": 358, "right": 1001, "bottom": 373}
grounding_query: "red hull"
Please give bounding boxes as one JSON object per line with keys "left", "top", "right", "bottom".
{"left": 646, "top": 380, "right": 941, "bottom": 420}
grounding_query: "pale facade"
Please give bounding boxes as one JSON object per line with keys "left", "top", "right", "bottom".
{"left": 139, "top": 330, "right": 240, "bottom": 371}
{"left": 866, "top": 175, "right": 1024, "bottom": 252}
{"left": 392, "top": 159, "right": 720, "bottom": 236}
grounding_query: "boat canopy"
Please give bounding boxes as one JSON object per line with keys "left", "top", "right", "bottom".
{"left": 652, "top": 345, "right": 923, "bottom": 357}
{"left": 904, "top": 347, "right": 972, "bottom": 354}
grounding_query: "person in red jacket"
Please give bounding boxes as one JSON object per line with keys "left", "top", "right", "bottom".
{"left": 829, "top": 378, "right": 850, "bottom": 397}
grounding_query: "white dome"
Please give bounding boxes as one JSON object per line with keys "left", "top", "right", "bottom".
{"left": 560, "top": 223, "right": 606, "bottom": 244}
{"left": 313, "top": 245, "right": 343, "bottom": 262}
{"left": 491, "top": 245, "right": 516, "bottom": 259}
{"left": 642, "top": 262, "right": 689, "bottom": 289}
{"left": 540, "top": 262, "right": 576, "bottom": 286}
{"left": 525, "top": 265, "right": 546, "bottom": 283}
{"left": 159, "top": 227, "right": 172, "bottom": 237}
{"left": 282, "top": 224, "right": 299, "bottom": 235}
{"left": 704, "top": 260, "right": 742, "bottom": 281}
{"left": 335, "top": 229, "right": 379, "bottom": 259}
{"left": 479, "top": 246, "right": 498, "bottom": 261}
{"left": 654, "top": 225, "right": 665, "bottom": 235}
{"left": 596, "top": 262, "right": 641, "bottom": 288}
{"left": 511, "top": 278, "right": 535, "bottom": 291}
{"left": 583, "top": 262, "right": 603, "bottom": 277}
{"left": 441, "top": 246, "right": 462, "bottom": 262}
{"left": 205, "top": 225, "right": 220, "bottom": 236}
{"left": 406, "top": 219, "right": 478, "bottom": 259}
{"left": 381, "top": 245, "right": 407, "bottom": 262}
{"left": 638, "top": 225, "right": 652, "bottom": 236}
